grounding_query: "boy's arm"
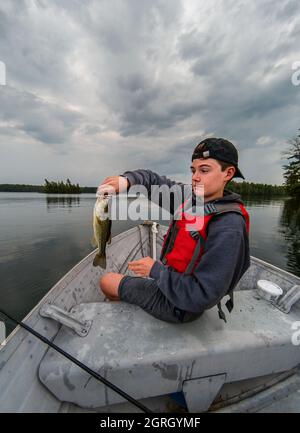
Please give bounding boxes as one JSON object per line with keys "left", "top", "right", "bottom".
{"left": 121, "top": 169, "right": 187, "bottom": 215}
{"left": 149, "top": 212, "right": 250, "bottom": 313}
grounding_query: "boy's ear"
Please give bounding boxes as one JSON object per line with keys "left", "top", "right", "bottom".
{"left": 226, "top": 166, "right": 236, "bottom": 181}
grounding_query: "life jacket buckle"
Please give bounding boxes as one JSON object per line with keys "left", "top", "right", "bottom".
{"left": 225, "top": 291, "right": 234, "bottom": 313}
{"left": 218, "top": 304, "right": 227, "bottom": 323}
{"left": 205, "top": 203, "right": 218, "bottom": 214}
{"left": 190, "top": 231, "right": 200, "bottom": 240}
{"left": 225, "top": 297, "right": 234, "bottom": 313}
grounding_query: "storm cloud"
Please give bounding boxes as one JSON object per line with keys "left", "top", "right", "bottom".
{"left": 0, "top": 0, "right": 299, "bottom": 185}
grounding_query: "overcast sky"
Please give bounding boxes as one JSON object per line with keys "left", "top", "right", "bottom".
{"left": 0, "top": 0, "right": 299, "bottom": 186}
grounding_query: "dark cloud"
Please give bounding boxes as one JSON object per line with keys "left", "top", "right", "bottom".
{"left": 0, "top": 86, "right": 83, "bottom": 150}
{"left": 0, "top": 0, "right": 299, "bottom": 185}
{"left": 118, "top": 98, "right": 203, "bottom": 137}
{"left": 265, "top": 0, "right": 300, "bottom": 21}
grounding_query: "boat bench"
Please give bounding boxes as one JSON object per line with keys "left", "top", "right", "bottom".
{"left": 38, "top": 289, "right": 300, "bottom": 412}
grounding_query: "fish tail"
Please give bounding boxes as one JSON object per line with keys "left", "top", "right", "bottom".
{"left": 93, "top": 253, "right": 107, "bottom": 269}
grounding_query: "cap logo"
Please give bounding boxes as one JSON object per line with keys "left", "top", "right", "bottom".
{"left": 202, "top": 150, "right": 210, "bottom": 158}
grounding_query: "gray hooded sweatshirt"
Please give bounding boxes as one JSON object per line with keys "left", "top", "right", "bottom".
{"left": 121, "top": 169, "right": 250, "bottom": 314}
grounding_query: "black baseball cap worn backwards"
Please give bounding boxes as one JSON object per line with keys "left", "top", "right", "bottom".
{"left": 192, "top": 137, "right": 245, "bottom": 179}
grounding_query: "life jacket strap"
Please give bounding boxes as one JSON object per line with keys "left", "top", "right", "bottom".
{"left": 217, "top": 302, "right": 227, "bottom": 323}
{"left": 218, "top": 291, "right": 234, "bottom": 323}
{"left": 205, "top": 202, "right": 244, "bottom": 216}
{"left": 160, "top": 219, "right": 177, "bottom": 264}
{"left": 185, "top": 234, "right": 205, "bottom": 274}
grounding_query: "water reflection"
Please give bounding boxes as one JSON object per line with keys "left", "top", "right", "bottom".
{"left": 46, "top": 195, "right": 81, "bottom": 209}
{"left": 243, "top": 195, "right": 299, "bottom": 278}
{"left": 279, "top": 198, "right": 300, "bottom": 277}
{"left": 243, "top": 196, "right": 285, "bottom": 207}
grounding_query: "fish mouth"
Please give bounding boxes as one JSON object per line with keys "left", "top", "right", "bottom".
{"left": 94, "top": 197, "right": 110, "bottom": 219}
{"left": 97, "top": 192, "right": 111, "bottom": 199}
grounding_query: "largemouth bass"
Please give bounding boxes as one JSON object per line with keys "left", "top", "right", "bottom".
{"left": 92, "top": 195, "right": 112, "bottom": 268}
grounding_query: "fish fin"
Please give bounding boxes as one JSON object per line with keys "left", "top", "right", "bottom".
{"left": 91, "top": 236, "right": 97, "bottom": 248}
{"left": 93, "top": 253, "right": 107, "bottom": 269}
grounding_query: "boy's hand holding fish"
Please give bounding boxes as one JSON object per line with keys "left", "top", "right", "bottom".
{"left": 95, "top": 176, "right": 155, "bottom": 276}
{"left": 96, "top": 176, "right": 129, "bottom": 197}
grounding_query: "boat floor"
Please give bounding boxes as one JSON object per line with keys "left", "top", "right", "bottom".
{"left": 258, "top": 386, "right": 300, "bottom": 413}
{"left": 36, "top": 288, "right": 300, "bottom": 411}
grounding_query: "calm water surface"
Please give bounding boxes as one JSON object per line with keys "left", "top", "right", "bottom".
{"left": 0, "top": 192, "right": 299, "bottom": 335}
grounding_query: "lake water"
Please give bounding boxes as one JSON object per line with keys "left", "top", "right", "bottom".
{"left": 0, "top": 192, "right": 299, "bottom": 336}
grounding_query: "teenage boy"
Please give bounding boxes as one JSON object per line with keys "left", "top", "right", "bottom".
{"left": 98, "top": 138, "right": 250, "bottom": 323}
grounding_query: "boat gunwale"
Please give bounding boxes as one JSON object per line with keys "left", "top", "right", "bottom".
{"left": 1, "top": 223, "right": 300, "bottom": 413}
{"left": 0, "top": 225, "right": 145, "bottom": 349}
{"left": 1, "top": 223, "right": 299, "bottom": 351}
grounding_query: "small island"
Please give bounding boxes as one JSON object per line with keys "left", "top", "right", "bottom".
{"left": 43, "top": 178, "right": 81, "bottom": 194}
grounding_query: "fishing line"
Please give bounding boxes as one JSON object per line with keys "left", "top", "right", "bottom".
{"left": 0, "top": 309, "right": 152, "bottom": 413}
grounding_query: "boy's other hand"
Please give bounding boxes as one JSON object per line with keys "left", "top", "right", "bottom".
{"left": 128, "top": 257, "right": 155, "bottom": 277}
{"left": 96, "top": 176, "right": 129, "bottom": 197}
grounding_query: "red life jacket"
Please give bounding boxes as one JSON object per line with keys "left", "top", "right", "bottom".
{"left": 160, "top": 199, "right": 250, "bottom": 321}
{"left": 161, "top": 200, "right": 250, "bottom": 273}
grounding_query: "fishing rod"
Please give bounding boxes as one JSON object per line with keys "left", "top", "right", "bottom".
{"left": 0, "top": 309, "right": 152, "bottom": 414}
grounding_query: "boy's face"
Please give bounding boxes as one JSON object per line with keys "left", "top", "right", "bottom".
{"left": 190, "top": 158, "right": 236, "bottom": 199}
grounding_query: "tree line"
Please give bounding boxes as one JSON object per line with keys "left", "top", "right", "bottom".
{"left": 0, "top": 184, "right": 44, "bottom": 192}
{"left": 0, "top": 179, "right": 286, "bottom": 197}
{"left": 0, "top": 180, "right": 96, "bottom": 193}
{"left": 282, "top": 129, "right": 300, "bottom": 198}
{"left": 227, "top": 180, "right": 286, "bottom": 196}
{"left": 43, "top": 178, "right": 81, "bottom": 194}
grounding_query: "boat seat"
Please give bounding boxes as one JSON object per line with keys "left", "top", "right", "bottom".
{"left": 38, "top": 289, "right": 300, "bottom": 412}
